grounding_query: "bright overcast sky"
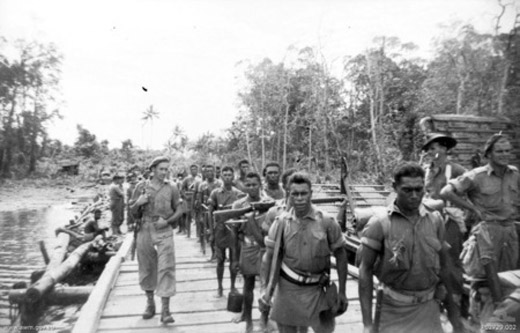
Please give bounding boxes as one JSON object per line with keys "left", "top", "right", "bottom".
{"left": 0, "top": 0, "right": 518, "bottom": 149}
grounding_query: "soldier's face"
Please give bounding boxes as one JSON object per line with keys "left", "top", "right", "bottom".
{"left": 206, "top": 167, "right": 215, "bottom": 180}
{"left": 393, "top": 176, "right": 424, "bottom": 212}
{"left": 265, "top": 166, "right": 280, "bottom": 185}
{"left": 289, "top": 183, "right": 312, "bottom": 215}
{"left": 489, "top": 139, "right": 512, "bottom": 167}
{"left": 245, "top": 176, "right": 261, "bottom": 199}
{"left": 222, "top": 170, "right": 234, "bottom": 186}
{"left": 240, "top": 163, "right": 250, "bottom": 175}
{"left": 190, "top": 167, "right": 198, "bottom": 177}
{"left": 426, "top": 142, "right": 447, "bottom": 160}
{"left": 154, "top": 162, "right": 169, "bottom": 180}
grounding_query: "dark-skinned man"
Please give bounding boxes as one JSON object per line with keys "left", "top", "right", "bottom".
{"left": 180, "top": 164, "right": 201, "bottom": 237}
{"left": 440, "top": 134, "right": 520, "bottom": 325}
{"left": 195, "top": 164, "right": 223, "bottom": 260}
{"left": 263, "top": 162, "right": 285, "bottom": 201}
{"left": 359, "top": 162, "right": 463, "bottom": 333}
{"left": 208, "top": 166, "right": 244, "bottom": 297}
{"left": 131, "top": 156, "right": 183, "bottom": 324}
{"left": 232, "top": 171, "right": 271, "bottom": 333}
{"left": 261, "top": 172, "right": 348, "bottom": 333}
{"left": 233, "top": 159, "right": 250, "bottom": 193}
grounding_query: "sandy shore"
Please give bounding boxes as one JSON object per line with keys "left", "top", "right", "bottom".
{"left": 0, "top": 179, "right": 103, "bottom": 212}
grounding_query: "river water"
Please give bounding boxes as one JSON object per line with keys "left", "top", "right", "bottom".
{"left": 0, "top": 198, "right": 92, "bottom": 332}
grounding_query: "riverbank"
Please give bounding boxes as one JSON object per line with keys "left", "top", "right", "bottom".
{"left": 0, "top": 178, "right": 102, "bottom": 212}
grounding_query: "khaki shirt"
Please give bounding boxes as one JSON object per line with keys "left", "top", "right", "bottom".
{"left": 424, "top": 161, "right": 466, "bottom": 200}
{"left": 361, "top": 204, "right": 445, "bottom": 291}
{"left": 266, "top": 205, "right": 346, "bottom": 275}
{"left": 209, "top": 186, "right": 245, "bottom": 247}
{"left": 449, "top": 164, "right": 520, "bottom": 222}
{"left": 133, "top": 180, "right": 180, "bottom": 220}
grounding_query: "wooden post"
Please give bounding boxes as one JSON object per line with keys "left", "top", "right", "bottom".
{"left": 39, "top": 241, "right": 50, "bottom": 265}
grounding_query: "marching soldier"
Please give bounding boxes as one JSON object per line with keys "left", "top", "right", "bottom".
{"left": 440, "top": 133, "right": 520, "bottom": 325}
{"left": 234, "top": 159, "right": 250, "bottom": 193}
{"left": 261, "top": 172, "right": 348, "bottom": 333}
{"left": 262, "top": 162, "right": 285, "bottom": 200}
{"left": 232, "top": 171, "right": 270, "bottom": 333}
{"left": 207, "top": 166, "right": 244, "bottom": 297}
{"left": 359, "top": 162, "right": 462, "bottom": 333}
{"left": 130, "top": 156, "right": 183, "bottom": 324}
{"left": 109, "top": 173, "right": 125, "bottom": 235}
{"left": 195, "top": 165, "right": 223, "bottom": 260}
{"left": 180, "top": 164, "right": 201, "bottom": 237}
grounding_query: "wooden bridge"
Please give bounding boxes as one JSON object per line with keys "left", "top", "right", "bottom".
{"left": 73, "top": 231, "right": 365, "bottom": 333}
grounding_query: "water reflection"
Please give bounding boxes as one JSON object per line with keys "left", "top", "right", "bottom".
{"left": 0, "top": 205, "right": 76, "bottom": 267}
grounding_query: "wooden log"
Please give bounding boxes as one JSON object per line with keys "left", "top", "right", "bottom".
{"left": 9, "top": 286, "right": 93, "bottom": 305}
{"left": 26, "top": 239, "right": 93, "bottom": 303}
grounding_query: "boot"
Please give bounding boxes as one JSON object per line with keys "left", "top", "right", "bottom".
{"left": 142, "top": 291, "right": 155, "bottom": 319}
{"left": 161, "top": 297, "right": 175, "bottom": 324}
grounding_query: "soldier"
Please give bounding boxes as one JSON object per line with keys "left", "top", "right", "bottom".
{"left": 180, "top": 164, "right": 202, "bottom": 237}
{"left": 131, "top": 156, "right": 183, "bottom": 324}
{"left": 261, "top": 168, "right": 297, "bottom": 234}
{"left": 234, "top": 159, "right": 250, "bottom": 193}
{"left": 261, "top": 172, "right": 348, "bottom": 333}
{"left": 208, "top": 166, "right": 244, "bottom": 297}
{"left": 358, "top": 162, "right": 462, "bottom": 333}
{"left": 196, "top": 165, "right": 223, "bottom": 260}
{"left": 109, "top": 173, "right": 125, "bottom": 235}
{"left": 422, "top": 134, "right": 467, "bottom": 311}
{"left": 126, "top": 171, "right": 139, "bottom": 231}
{"left": 215, "top": 165, "right": 222, "bottom": 179}
{"left": 232, "top": 171, "right": 270, "bottom": 333}
{"left": 263, "top": 162, "right": 285, "bottom": 201}
{"left": 440, "top": 134, "right": 520, "bottom": 324}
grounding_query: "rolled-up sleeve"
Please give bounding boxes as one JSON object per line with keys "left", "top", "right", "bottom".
{"left": 360, "top": 216, "right": 384, "bottom": 252}
{"left": 325, "top": 216, "right": 347, "bottom": 251}
{"left": 265, "top": 217, "right": 281, "bottom": 250}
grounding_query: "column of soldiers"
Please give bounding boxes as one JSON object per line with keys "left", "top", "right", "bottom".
{"left": 122, "top": 132, "right": 518, "bottom": 332}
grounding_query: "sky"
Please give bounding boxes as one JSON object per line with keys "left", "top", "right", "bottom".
{"left": 0, "top": 0, "right": 518, "bottom": 150}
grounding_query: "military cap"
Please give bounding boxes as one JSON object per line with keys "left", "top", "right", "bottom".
{"left": 148, "top": 156, "right": 170, "bottom": 170}
{"left": 483, "top": 133, "right": 505, "bottom": 158}
{"left": 421, "top": 133, "right": 457, "bottom": 151}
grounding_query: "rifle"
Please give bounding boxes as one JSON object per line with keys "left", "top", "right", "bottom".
{"left": 373, "top": 285, "right": 383, "bottom": 333}
{"left": 259, "top": 216, "right": 285, "bottom": 328}
{"left": 213, "top": 201, "right": 276, "bottom": 221}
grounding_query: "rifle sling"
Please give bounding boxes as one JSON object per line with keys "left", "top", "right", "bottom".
{"left": 266, "top": 218, "right": 285, "bottom": 300}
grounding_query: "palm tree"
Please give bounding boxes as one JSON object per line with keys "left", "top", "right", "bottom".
{"left": 141, "top": 105, "right": 160, "bottom": 149}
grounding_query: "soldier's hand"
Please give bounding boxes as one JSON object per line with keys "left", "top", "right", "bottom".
{"left": 154, "top": 217, "right": 169, "bottom": 229}
{"left": 337, "top": 292, "right": 348, "bottom": 315}
{"left": 258, "top": 294, "right": 271, "bottom": 313}
{"left": 135, "top": 193, "right": 149, "bottom": 206}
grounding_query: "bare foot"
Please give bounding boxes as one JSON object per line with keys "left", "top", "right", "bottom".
{"left": 214, "top": 288, "right": 223, "bottom": 298}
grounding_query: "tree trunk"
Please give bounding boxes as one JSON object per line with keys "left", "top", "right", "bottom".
{"left": 497, "top": 61, "right": 510, "bottom": 115}
{"left": 282, "top": 96, "right": 290, "bottom": 171}
{"left": 308, "top": 126, "right": 312, "bottom": 171}
{"left": 2, "top": 95, "right": 17, "bottom": 177}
